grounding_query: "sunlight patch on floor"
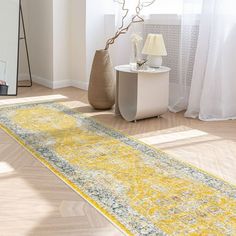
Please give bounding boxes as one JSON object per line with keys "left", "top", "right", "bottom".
{"left": 0, "top": 162, "right": 14, "bottom": 174}
{"left": 62, "top": 100, "right": 114, "bottom": 117}
{"left": 61, "top": 100, "right": 89, "bottom": 109}
{"left": 139, "top": 129, "right": 209, "bottom": 145}
{"left": 135, "top": 126, "right": 236, "bottom": 185}
{"left": 0, "top": 95, "right": 67, "bottom": 106}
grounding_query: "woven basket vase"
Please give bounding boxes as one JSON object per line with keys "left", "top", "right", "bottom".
{"left": 88, "top": 50, "right": 115, "bottom": 110}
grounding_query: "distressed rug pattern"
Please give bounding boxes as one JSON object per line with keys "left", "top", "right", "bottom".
{"left": 0, "top": 102, "right": 235, "bottom": 236}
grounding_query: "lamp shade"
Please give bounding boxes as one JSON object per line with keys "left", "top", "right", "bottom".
{"left": 142, "top": 34, "right": 167, "bottom": 56}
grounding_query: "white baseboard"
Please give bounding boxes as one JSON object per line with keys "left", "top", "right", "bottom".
{"left": 18, "top": 73, "right": 54, "bottom": 88}
{"left": 71, "top": 80, "right": 89, "bottom": 91}
{"left": 52, "top": 80, "right": 73, "bottom": 89}
{"left": 32, "top": 75, "right": 54, "bottom": 89}
{"left": 19, "top": 73, "right": 89, "bottom": 91}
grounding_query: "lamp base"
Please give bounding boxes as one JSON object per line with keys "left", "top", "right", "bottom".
{"left": 147, "top": 55, "right": 163, "bottom": 68}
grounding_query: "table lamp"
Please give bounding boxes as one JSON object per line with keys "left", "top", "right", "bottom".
{"left": 142, "top": 34, "right": 167, "bottom": 68}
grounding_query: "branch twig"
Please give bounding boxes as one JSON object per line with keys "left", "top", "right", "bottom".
{"left": 104, "top": 0, "right": 156, "bottom": 50}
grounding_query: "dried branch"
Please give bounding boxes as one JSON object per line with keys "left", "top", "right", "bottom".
{"left": 104, "top": 0, "right": 156, "bottom": 50}
{"left": 115, "top": 0, "right": 129, "bottom": 30}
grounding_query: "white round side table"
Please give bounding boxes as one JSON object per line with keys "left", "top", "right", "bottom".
{"left": 115, "top": 65, "right": 171, "bottom": 122}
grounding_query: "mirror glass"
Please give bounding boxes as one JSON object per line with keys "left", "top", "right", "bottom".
{"left": 0, "top": 0, "right": 20, "bottom": 96}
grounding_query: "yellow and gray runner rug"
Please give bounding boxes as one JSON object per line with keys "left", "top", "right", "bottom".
{"left": 0, "top": 102, "right": 235, "bottom": 235}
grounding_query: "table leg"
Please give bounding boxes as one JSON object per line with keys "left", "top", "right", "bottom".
{"left": 115, "top": 71, "right": 121, "bottom": 115}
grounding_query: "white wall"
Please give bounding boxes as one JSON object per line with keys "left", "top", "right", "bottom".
{"left": 53, "top": 0, "right": 71, "bottom": 88}
{"left": 27, "top": 0, "right": 54, "bottom": 87}
{"left": 21, "top": 0, "right": 85, "bottom": 89}
{"left": 85, "top": 0, "right": 114, "bottom": 86}
{"left": 19, "top": 0, "right": 126, "bottom": 90}
{"left": 70, "top": 0, "right": 87, "bottom": 89}
{"left": 20, "top": 0, "right": 72, "bottom": 89}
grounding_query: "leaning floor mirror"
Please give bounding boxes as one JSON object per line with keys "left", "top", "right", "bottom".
{"left": 0, "top": 0, "right": 20, "bottom": 96}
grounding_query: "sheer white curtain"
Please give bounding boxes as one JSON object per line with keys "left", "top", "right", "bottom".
{"left": 185, "top": 0, "right": 236, "bottom": 120}
{"left": 169, "top": 0, "right": 203, "bottom": 112}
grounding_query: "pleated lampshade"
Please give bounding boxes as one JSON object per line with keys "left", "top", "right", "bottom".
{"left": 142, "top": 34, "right": 167, "bottom": 56}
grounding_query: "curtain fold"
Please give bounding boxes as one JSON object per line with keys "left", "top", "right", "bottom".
{"left": 185, "top": 0, "right": 236, "bottom": 120}
{"left": 169, "top": 0, "right": 202, "bottom": 112}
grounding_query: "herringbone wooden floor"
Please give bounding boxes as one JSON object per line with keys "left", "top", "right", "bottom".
{"left": 0, "top": 84, "right": 236, "bottom": 236}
